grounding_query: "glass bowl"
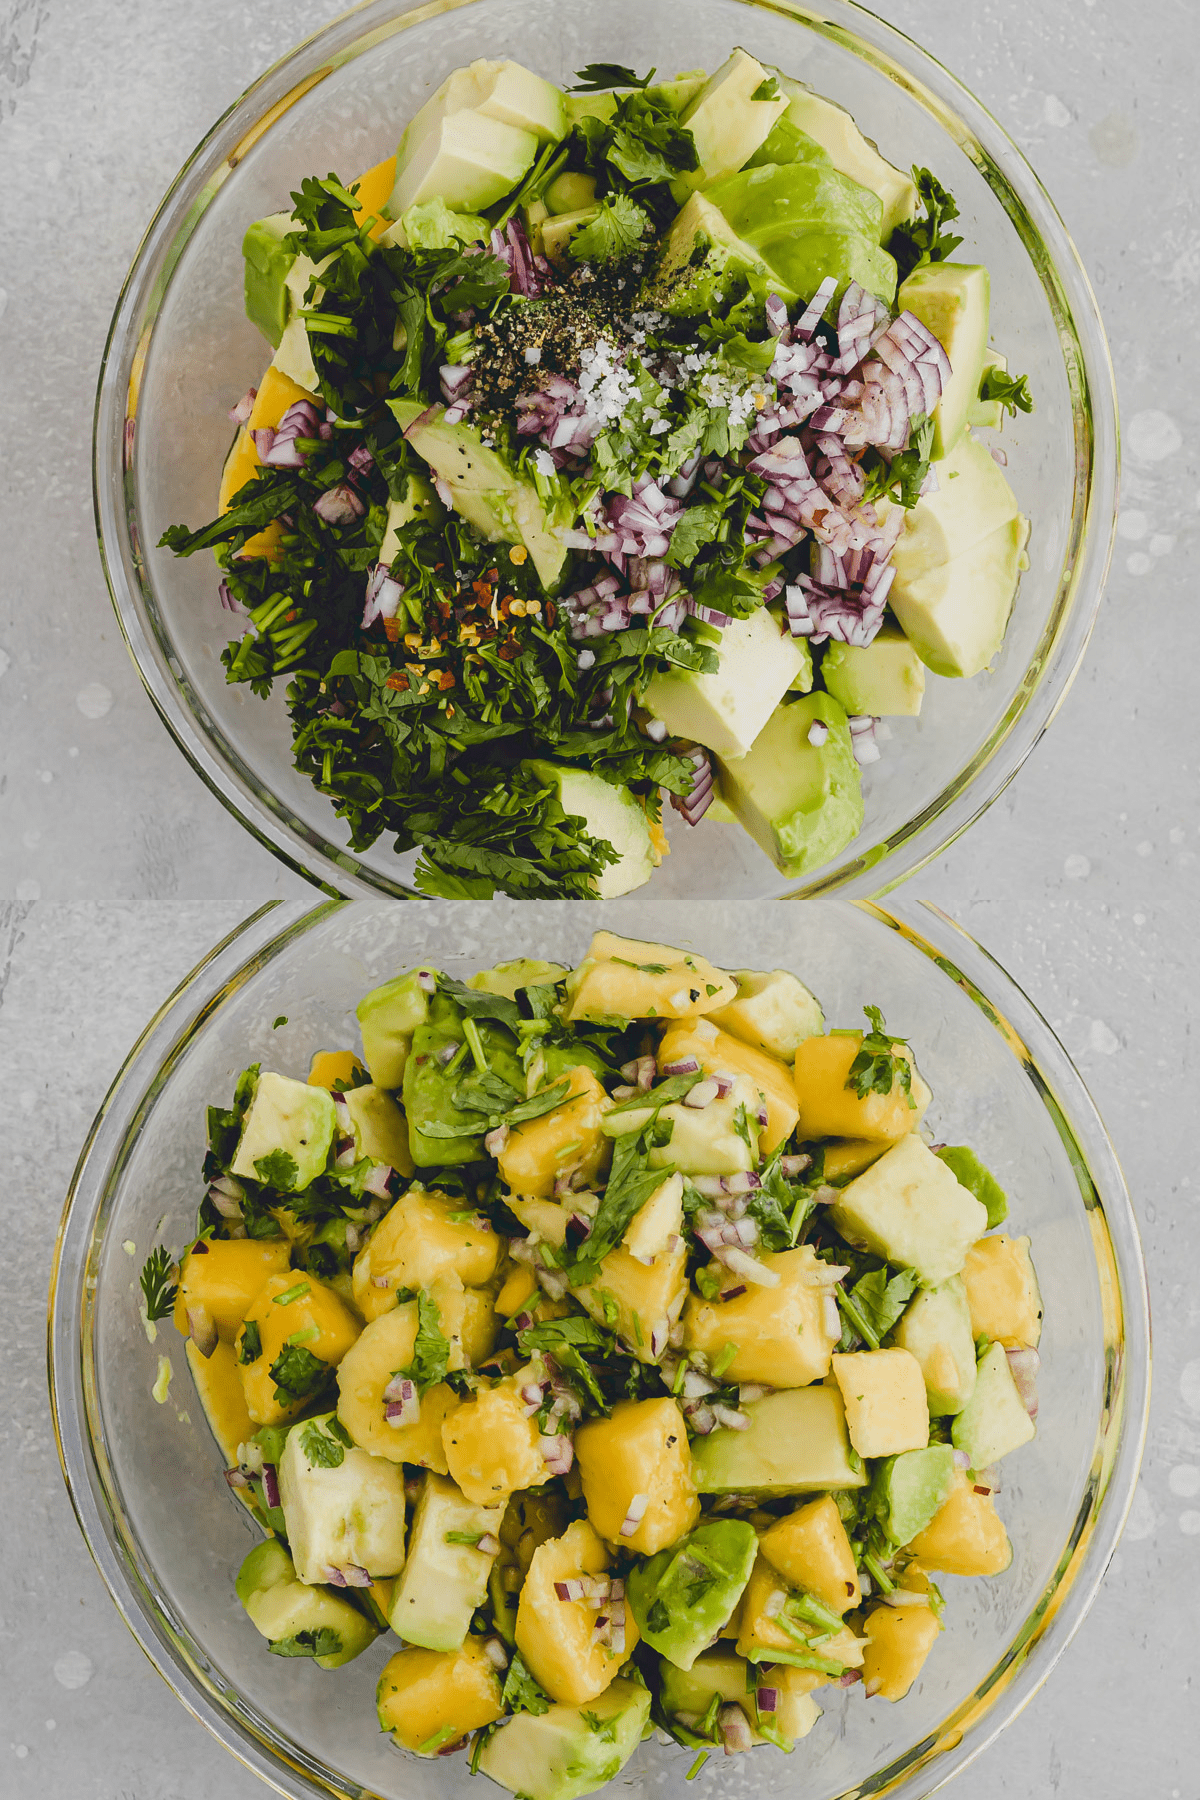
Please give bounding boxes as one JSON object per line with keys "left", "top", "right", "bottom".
{"left": 50, "top": 897, "right": 1148, "bottom": 1800}
{"left": 93, "top": 0, "right": 1117, "bottom": 900}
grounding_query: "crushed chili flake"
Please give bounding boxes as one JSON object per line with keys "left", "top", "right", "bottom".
{"left": 385, "top": 672, "right": 408, "bottom": 691}
{"left": 383, "top": 617, "right": 401, "bottom": 642}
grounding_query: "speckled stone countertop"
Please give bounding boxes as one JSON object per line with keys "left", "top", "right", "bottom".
{"left": 1, "top": 0, "right": 1197, "bottom": 1794}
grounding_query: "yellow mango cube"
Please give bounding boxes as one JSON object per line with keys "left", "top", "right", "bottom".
{"left": 235, "top": 1271, "right": 361, "bottom": 1426}
{"left": 352, "top": 154, "right": 399, "bottom": 238}
{"left": 793, "top": 1032, "right": 930, "bottom": 1142}
{"left": 442, "top": 1369, "right": 547, "bottom": 1505}
{"left": 573, "top": 1240, "right": 689, "bottom": 1364}
{"left": 683, "top": 1246, "right": 840, "bottom": 1387}
{"left": 172, "top": 1237, "right": 292, "bottom": 1343}
{"left": 574, "top": 1398, "right": 698, "bottom": 1554}
{"left": 831, "top": 1348, "right": 930, "bottom": 1460}
{"left": 860, "top": 1601, "right": 940, "bottom": 1700}
{"left": 819, "top": 1138, "right": 889, "bottom": 1182}
{"left": 185, "top": 1338, "right": 257, "bottom": 1475}
{"left": 376, "top": 1636, "right": 503, "bottom": 1753}
{"left": 961, "top": 1233, "right": 1042, "bottom": 1348}
{"left": 496, "top": 1262, "right": 538, "bottom": 1318}
{"left": 307, "top": 1049, "right": 363, "bottom": 1088}
{"left": 736, "top": 1554, "right": 865, "bottom": 1670}
{"left": 353, "top": 1187, "right": 501, "bottom": 1320}
{"left": 515, "top": 1519, "right": 639, "bottom": 1705}
{"left": 908, "top": 1472, "right": 1012, "bottom": 1576}
{"left": 498, "top": 1065, "right": 612, "bottom": 1197}
{"left": 335, "top": 1301, "right": 456, "bottom": 1467}
{"left": 758, "top": 1495, "right": 861, "bottom": 1614}
{"left": 563, "top": 932, "right": 737, "bottom": 1024}
{"left": 657, "top": 1020, "right": 799, "bottom": 1155}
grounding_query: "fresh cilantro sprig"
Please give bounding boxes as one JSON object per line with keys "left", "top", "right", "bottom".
{"left": 298, "top": 1415, "right": 354, "bottom": 1468}
{"left": 861, "top": 416, "right": 935, "bottom": 510}
{"left": 269, "top": 1344, "right": 332, "bottom": 1407}
{"left": 568, "top": 195, "right": 651, "bottom": 264}
{"left": 502, "top": 1650, "right": 551, "bottom": 1715}
{"left": 139, "top": 1246, "right": 178, "bottom": 1322}
{"left": 888, "top": 166, "right": 964, "bottom": 283}
{"left": 568, "top": 64, "right": 655, "bottom": 92}
{"left": 836, "top": 1266, "right": 918, "bottom": 1350}
{"left": 979, "top": 366, "right": 1034, "bottom": 416}
{"left": 392, "top": 1290, "right": 451, "bottom": 1393}
{"left": 846, "top": 1006, "right": 915, "bottom": 1105}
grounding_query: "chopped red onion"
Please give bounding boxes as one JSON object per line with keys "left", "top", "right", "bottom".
{"left": 711, "top": 1404, "right": 750, "bottom": 1432}
{"left": 224, "top": 1464, "right": 253, "bottom": 1491}
{"left": 779, "top": 1154, "right": 811, "bottom": 1178}
{"left": 555, "top": 1578, "right": 586, "bottom": 1603}
{"left": 313, "top": 484, "right": 366, "bottom": 527}
{"left": 755, "top": 1686, "right": 779, "bottom": 1713}
{"left": 717, "top": 1703, "right": 754, "bottom": 1754}
{"left": 682, "top": 1078, "right": 720, "bottom": 1110}
{"left": 484, "top": 1637, "right": 510, "bottom": 1669}
{"left": 415, "top": 970, "right": 437, "bottom": 992}
{"left": 187, "top": 1305, "right": 218, "bottom": 1359}
{"left": 362, "top": 562, "right": 405, "bottom": 628}
{"left": 619, "top": 1493, "right": 650, "bottom": 1537}
{"left": 229, "top": 387, "right": 258, "bottom": 426}
{"left": 539, "top": 1432, "right": 574, "bottom": 1476}
{"left": 476, "top": 1533, "right": 501, "bottom": 1557}
{"left": 953, "top": 1448, "right": 971, "bottom": 1470}
{"left": 484, "top": 1123, "right": 510, "bottom": 1156}
{"left": 1006, "top": 1347, "right": 1040, "bottom": 1418}
{"left": 838, "top": 1669, "right": 862, "bottom": 1688}
{"left": 659, "top": 1055, "right": 700, "bottom": 1077}
{"left": 262, "top": 1463, "right": 281, "bottom": 1510}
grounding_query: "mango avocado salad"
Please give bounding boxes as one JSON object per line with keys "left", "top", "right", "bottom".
{"left": 160, "top": 50, "right": 1034, "bottom": 901}
{"left": 143, "top": 934, "right": 1043, "bottom": 1796}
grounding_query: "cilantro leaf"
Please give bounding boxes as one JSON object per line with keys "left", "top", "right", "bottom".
{"left": 436, "top": 974, "right": 522, "bottom": 1031}
{"left": 979, "top": 366, "right": 1034, "bottom": 416}
{"left": 503, "top": 1078, "right": 571, "bottom": 1127}
{"left": 570, "top": 1129, "right": 670, "bottom": 1275}
{"left": 269, "top": 1344, "right": 332, "bottom": 1406}
{"left": 861, "top": 416, "right": 935, "bottom": 510}
{"left": 569, "top": 64, "right": 655, "bottom": 92}
{"left": 889, "top": 167, "right": 964, "bottom": 283}
{"left": 846, "top": 1006, "right": 915, "bottom": 1105}
{"left": 837, "top": 1266, "right": 918, "bottom": 1349}
{"left": 139, "top": 1246, "right": 178, "bottom": 1322}
{"left": 664, "top": 503, "right": 724, "bottom": 569}
{"left": 398, "top": 1290, "right": 451, "bottom": 1393}
{"left": 750, "top": 75, "right": 781, "bottom": 102}
{"left": 299, "top": 1417, "right": 347, "bottom": 1468}
{"left": 568, "top": 195, "right": 651, "bottom": 264}
{"left": 254, "top": 1148, "right": 301, "bottom": 1192}
{"left": 238, "top": 1319, "right": 263, "bottom": 1365}
{"left": 502, "top": 1650, "right": 551, "bottom": 1715}
{"left": 574, "top": 91, "right": 699, "bottom": 193}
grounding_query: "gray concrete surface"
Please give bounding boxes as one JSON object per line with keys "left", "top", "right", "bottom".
{"left": 1, "top": 0, "right": 1198, "bottom": 1794}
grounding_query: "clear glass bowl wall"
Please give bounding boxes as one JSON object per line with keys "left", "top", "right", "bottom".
{"left": 51, "top": 898, "right": 1148, "bottom": 1800}
{"left": 96, "top": 0, "right": 1117, "bottom": 899}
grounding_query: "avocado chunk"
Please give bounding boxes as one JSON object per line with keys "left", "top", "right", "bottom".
{"left": 379, "top": 474, "right": 444, "bottom": 564}
{"left": 545, "top": 171, "right": 597, "bottom": 215}
{"left": 659, "top": 1648, "right": 822, "bottom": 1748}
{"left": 243, "top": 212, "right": 296, "bottom": 348}
{"left": 627, "top": 1520, "right": 758, "bottom": 1670}
{"left": 387, "top": 1472, "right": 504, "bottom": 1653}
{"left": 476, "top": 1677, "right": 650, "bottom": 1800}
{"left": 441, "top": 57, "right": 567, "bottom": 143}
{"left": 402, "top": 989, "right": 525, "bottom": 1165}
{"left": 341, "top": 1083, "right": 415, "bottom": 1174}
{"left": 389, "top": 398, "right": 568, "bottom": 589}
{"left": 892, "top": 1277, "right": 978, "bottom": 1416}
{"left": 642, "top": 606, "right": 810, "bottom": 760}
{"left": 952, "top": 1341, "right": 1037, "bottom": 1468}
{"left": 704, "top": 162, "right": 898, "bottom": 308}
{"left": 394, "top": 197, "right": 490, "bottom": 249}
{"left": 887, "top": 433, "right": 1020, "bottom": 574}
{"left": 391, "top": 109, "right": 538, "bottom": 216}
{"left": 235, "top": 1538, "right": 377, "bottom": 1669}
{"left": 827, "top": 1133, "right": 988, "bottom": 1284}
{"left": 770, "top": 78, "right": 918, "bottom": 239}
{"left": 641, "top": 190, "right": 790, "bottom": 317}
{"left": 708, "top": 967, "right": 824, "bottom": 1058}
{"left": 715, "top": 691, "right": 864, "bottom": 879}
{"left": 673, "top": 48, "right": 788, "bottom": 196}
{"left": 229, "top": 1070, "right": 335, "bottom": 1189}
{"left": 821, "top": 623, "right": 926, "bottom": 718}
{"left": 899, "top": 263, "right": 991, "bottom": 457}
{"left": 936, "top": 1145, "right": 1009, "bottom": 1229}
{"left": 870, "top": 1444, "right": 957, "bottom": 1546}
{"left": 525, "top": 760, "right": 658, "bottom": 900}
{"left": 690, "top": 1387, "right": 867, "bottom": 1495}
{"left": 540, "top": 204, "right": 603, "bottom": 265}
{"left": 647, "top": 70, "right": 709, "bottom": 115}
{"left": 356, "top": 966, "right": 435, "bottom": 1089}
{"left": 278, "top": 1413, "right": 409, "bottom": 1584}
{"left": 890, "top": 512, "right": 1028, "bottom": 679}
{"left": 468, "top": 958, "right": 567, "bottom": 999}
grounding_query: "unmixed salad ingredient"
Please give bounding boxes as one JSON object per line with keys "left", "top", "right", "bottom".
{"left": 148, "top": 933, "right": 1042, "bottom": 1800}
{"left": 162, "top": 51, "right": 1031, "bottom": 899}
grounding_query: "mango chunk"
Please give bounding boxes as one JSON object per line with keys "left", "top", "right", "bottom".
{"left": 335, "top": 1302, "right": 455, "bottom": 1467}
{"left": 683, "top": 1246, "right": 840, "bottom": 1387}
{"left": 442, "top": 1370, "right": 547, "bottom": 1505}
{"left": 575, "top": 1398, "right": 699, "bottom": 1554}
{"left": 758, "top": 1494, "right": 861, "bottom": 1614}
{"left": 352, "top": 1186, "right": 501, "bottom": 1320}
{"left": 377, "top": 1637, "right": 503, "bottom": 1753}
{"left": 961, "top": 1233, "right": 1043, "bottom": 1347}
{"left": 564, "top": 932, "right": 736, "bottom": 1024}
{"left": 860, "top": 1600, "right": 941, "bottom": 1700}
{"left": 498, "top": 1065, "right": 612, "bottom": 1197}
{"left": 234, "top": 1271, "right": 360, "bottom": 1427}
{"left": 908, "top": 1471, "right": 1013, "bottom": 1576}
{"left": 173, "top": 1237, "right": 292, "bottom": 1344}
{"left": 515, "top": 1519, "right": 639, "bottom": 1705}
{"left": 657, "top": 1020, "right": 798, "bottom": 1154}
{"left": 831, "top": 1348, "right": 930, "bottom": 1460}
{"left": 793, "top": 1031, "right": 930, "bottom": 1141}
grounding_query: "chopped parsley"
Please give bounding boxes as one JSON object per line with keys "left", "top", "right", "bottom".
{"left": 889, "top": 166, "right": 964, "bottom": 282}
{"left": 846, "top": 1005, "right": 915, "bottom": 1105}
{"left": 139, "top": 1246, "right": 178, "bottom": 1322}
{"left": 255, "top": 1149, "right": 300, "bottom": 1191}
{"left": 979, "top": 366, "right": 1034, "bottom": 416}
{"left": 269, "top": 1344, "right": 331, "bottom": 1407}
{"left": 502, "top": 1650, "right": 551, "bottom": 1716}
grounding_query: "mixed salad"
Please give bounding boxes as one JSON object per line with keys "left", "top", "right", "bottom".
{"left": 161, "top": 50, "right": 1033, "bottom": 900}
{"left": 143, "top": 933, "right": 1043, "bottom": 1798}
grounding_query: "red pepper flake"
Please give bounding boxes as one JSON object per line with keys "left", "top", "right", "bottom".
{"left": 437, "top": 670, "right": 456, "bottom": 691}
{"left": 973, "top": 1485, "right": 990, "bottom": 1496}
{"left": 472, "top": 579, "right": 493, "bottom": 606}
{"left": 544, "top": 601, "right": 557, "bottom": 627}
{"left": 497, "top": 641, "right": 519, "bottom": 662}
{"left": 385, "top": 672, "right": 408, "bottom": 692}
{"left": 382, "top": 616, "right": 401, "bottom": 643}
{"left": 486, "top": 567, "right": 499, "bottom": 581}
{"left": 285, "top": 609, "right": 298, "bottom": 622}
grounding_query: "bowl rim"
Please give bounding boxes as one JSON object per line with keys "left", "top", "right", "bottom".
{"left": 92, "top": 0, "right": 1119, "bottom": 903}
{"left": 48, "top": 894, "right": 1150, "bottom": 1800}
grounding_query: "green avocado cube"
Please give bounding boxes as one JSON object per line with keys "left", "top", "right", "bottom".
{"left": 822, "top": 624, "right": 926, "bottom": 718}
{"left": 899, "top": 263, "right": 991, "bottom": 458}
{"left": 715, "top": 691, "right": 863, "bottom": 880}
{"left": 234, "top": 1539, "right": 377, "bottom": 1669}
{"left": 704, "top": 162, "right": 897, "bottom": 308}
{"left": 242, "top": 212, "right": 296, "bottom": 348}
{"left": 356, "top": 967, "right": 436, "bottom": 1090}
{"left": 827, "top": 1133, "right": 988, "bottom": 1285}
{"left": 229, "top": 1070, "right": 336, "bottom": 1190}
{"left": 468, "top": 958, "right": 567, "bottom": 999}
{"left": 387, "top": 1471, "right": 504, "bottom": 1652}
{"left": 627, "top": 1520, "right": 758, "bottom": 1669}
{"left": 402, "top": 992, "right": 525, "bottom": 1166}
{"left": 892, "top": 1277, "right": 978, "bottom": 1416}
{"left": 690, "top": 1387, "right": 866, "bottom": 1495}
{"left": 642, "top": 606, "right": 810, "bottom": 760}
{"left": 475, "top": 1677, "right": 650, "bottom": 1800}
{"left": 770, "top": 79, "right": 918, "bottom": 239}
{"left": 952, "top": 1341, "right": 1037, "bottom": 1469}
{"left": 640, "top": 190, "right": 792, "bottom": 318}
{"left": 278, "top": 1413, "right": 409, "bottom": 1584}
{"left": 673, "top": 48, "right": 788, "bottom": 194}
{"left": 936, "top": 1145, "right": 1009, "bottom": 1229}
{"left": 870, "top": 1444, "right": 956, "bottom": 1546}
{"left": 526, "top": 760, "right": 658, "bottom": 901}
